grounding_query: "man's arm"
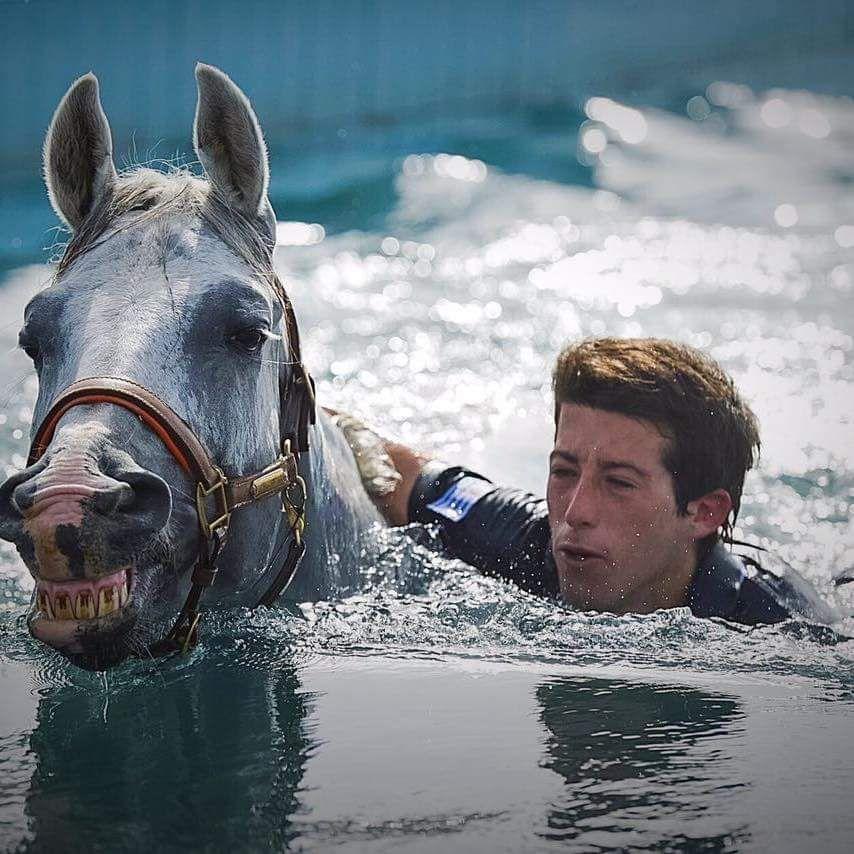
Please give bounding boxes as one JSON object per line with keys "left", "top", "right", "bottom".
{"left": 324, "top": 409, "right": 422, "bottom": 525}
{"left": 330, "top": 411, "right": 559, "bottom": 598}
{"left": 372, "top": 440, "right": 429, "bottom": 525}
{"left": 325, "top": 408, "right": 452, "bottom": 524}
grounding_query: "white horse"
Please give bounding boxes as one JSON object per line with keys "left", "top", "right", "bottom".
{"left": 0, "top": 65, "right": 383, "bottom": 669}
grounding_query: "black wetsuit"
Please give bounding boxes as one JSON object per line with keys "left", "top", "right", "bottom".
{"left": 409, "top": 463, "right": 834, "bottom": 626}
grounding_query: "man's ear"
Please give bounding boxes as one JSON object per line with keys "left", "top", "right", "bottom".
{"left": 685, "top": 489, "right": 733, "bottom": 541}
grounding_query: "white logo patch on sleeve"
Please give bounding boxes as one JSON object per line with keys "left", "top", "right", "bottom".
{"left": 426, "top": 477, "right": 494, "bottom": 523}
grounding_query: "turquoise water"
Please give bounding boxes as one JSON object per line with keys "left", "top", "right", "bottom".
{"left": 2, "top": 77, "right": 854, "bottom": 850}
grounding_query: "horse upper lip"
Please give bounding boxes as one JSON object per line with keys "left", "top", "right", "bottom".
{"left": 19, "top": 485, "right": 101, "bottom": 519}
{"left": 29, "top": 485, "right": 98, "bottom": 501}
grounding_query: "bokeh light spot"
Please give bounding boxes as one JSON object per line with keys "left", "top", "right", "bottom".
{"left": 585, "top": 97, "right": 647, "bottom": 144}
{"left": 833, "top": 225, "right": 854, "bottom": 248}
{"left": 774, "top": 204, "right": 798, "bottom": 228}
{"left": 581, "top": 125, "right": 608, "bottom": 154}
{"left": 686, "top": 95, "right": 711, "bottom": 121}
{"left": 761, "top": 98, "right": 792, "bottom": 128}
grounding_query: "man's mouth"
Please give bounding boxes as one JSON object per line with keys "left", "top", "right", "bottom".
{"left": 34, "top": 567, "right": 131, "bottom": 622}
{"left": 557, "top": 544, "right": 607, "bottom": 564}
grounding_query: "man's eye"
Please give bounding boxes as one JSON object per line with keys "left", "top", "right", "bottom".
{"left": 607, "top": 477, "right": 636, "bottom": 490}
{"left": 550, "top": 467, "right": 577, "bottom": 479}
{"left": 227, "top": 328, "right": 266, "bottom": 353}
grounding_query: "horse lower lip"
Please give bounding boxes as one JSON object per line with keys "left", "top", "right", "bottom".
{"left": 28, "top": 606, "right": 134, "bottom": 651}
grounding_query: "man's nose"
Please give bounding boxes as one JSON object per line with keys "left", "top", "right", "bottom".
{"left": 563, "top": 477, "right": 598, "bottom": 529}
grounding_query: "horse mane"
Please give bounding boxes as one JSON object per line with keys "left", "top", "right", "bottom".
{"left": 53, "top": 167, "right": 287, "bottom": 307}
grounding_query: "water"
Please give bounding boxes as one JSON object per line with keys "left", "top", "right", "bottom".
{"left": 2, "top": 72, "right": 854, "bottom": 851}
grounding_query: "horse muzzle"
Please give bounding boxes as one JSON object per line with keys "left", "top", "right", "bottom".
{"left": 0, "top": 429, "right": 173, "bottom": 658}
{"left": 6, "top": 370, "right": 313, "bottom": 668}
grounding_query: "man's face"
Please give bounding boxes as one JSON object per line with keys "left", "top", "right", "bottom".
{"left": 546, "top": 403, "right": 700, "bottom": 614}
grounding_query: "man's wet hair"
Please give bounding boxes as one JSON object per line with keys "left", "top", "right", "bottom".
{"left": 552, "top": 337, "right": 760, "bottom": 549}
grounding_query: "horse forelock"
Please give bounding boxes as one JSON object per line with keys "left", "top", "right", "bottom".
{"left": 53, "top": 167, "right": 288, "bottom": 313}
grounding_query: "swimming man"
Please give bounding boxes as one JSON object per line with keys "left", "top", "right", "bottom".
{"left": 336, "top": 337, "right": 834, "bottom": 625}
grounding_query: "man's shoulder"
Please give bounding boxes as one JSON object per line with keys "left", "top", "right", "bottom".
{"left": 412, "top": 462, "right": 502, "bottom": 524}
{"left": 410, "top": 462, "right": 548, "bottom": 529}
{"left": 690, "top": 543, "right": 837, "bottom": 625}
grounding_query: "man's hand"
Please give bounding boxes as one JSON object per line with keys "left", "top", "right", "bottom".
{"left": 327, "top": 410, "right": 428, "bottom": 526}
{"left": 328, "top": 412, "right": 401, "bottom": 497}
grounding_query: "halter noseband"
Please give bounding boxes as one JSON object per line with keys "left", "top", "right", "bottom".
{"left": 27, "top": 320, "right": 316, "bottom": 657}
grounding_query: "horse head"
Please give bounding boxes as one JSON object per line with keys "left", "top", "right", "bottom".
{"left": 0, "top": 65, "right": 333, "bottom": 669}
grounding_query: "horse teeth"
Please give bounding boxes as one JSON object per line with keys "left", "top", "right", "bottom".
{"left": 54, "top": 594, "right": 73, "bottom": 620}
{"left": 35, "top": 573, "right": 129, "bottom": 621}
{"left": 98, "top": 587, "right": 117, "bottom": 616}
{"left": 76, "top": 592, "right": 96, "bottom": 620}
{"left": 38, "top": 591, "right": 54, "bottom": 619}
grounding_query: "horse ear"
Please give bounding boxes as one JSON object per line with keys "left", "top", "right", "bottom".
{"left": 193, "top": 63, "right": 275, "bottom": 246}
{"left": 43, "top": 73, "right": 117, "bottom": 231}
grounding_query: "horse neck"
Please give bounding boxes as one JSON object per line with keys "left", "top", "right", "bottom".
{"left": 289, "top": 411, "right": 382, "bottom": 599}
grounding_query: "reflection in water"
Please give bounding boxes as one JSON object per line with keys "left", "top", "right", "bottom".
{"left": 22, "top": 659, "right": 314, "bottom": 853}
{"left": 537, "top": 677, "right": 750, "bottom": 851}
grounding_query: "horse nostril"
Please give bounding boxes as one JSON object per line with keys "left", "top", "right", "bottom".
{"left": 117, "top": 469, "right": 172, "bottom": 534}
{"left": 0, "top": 464, "right": 44, "bottom": 540}
{"left": 2, "top": 458, "right": 50, "bottom": 515}
{"left": 91, "top": 482, "right": 134, "bottom": 515}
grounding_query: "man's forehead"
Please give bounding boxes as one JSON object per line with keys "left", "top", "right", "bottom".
{"left": 553, "top": 403, "right": 669, "bottom": 463}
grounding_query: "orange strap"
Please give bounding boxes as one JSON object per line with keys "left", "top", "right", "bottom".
{"left": 29, "top": 387, "right": 198, "bottom": 476}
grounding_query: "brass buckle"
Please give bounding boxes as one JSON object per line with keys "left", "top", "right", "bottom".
{"left": 250, "top": 448, "right": 294, "bottom": 501}
{"left": 196, "top": 467, "right": 230, "bottom": 539}
{"left": 282, "top": 467, "right": 307, "bottom": 545}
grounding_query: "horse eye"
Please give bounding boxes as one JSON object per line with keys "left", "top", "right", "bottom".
{"left": 227, "top": 327, "right": 266, "bottom": 354}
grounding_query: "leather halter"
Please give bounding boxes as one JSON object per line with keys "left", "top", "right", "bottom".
{"left": 27, "top": 305, "right": 316, "bottom": 657}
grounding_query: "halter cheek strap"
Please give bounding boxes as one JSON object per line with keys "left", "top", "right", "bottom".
{"left": 27, "top": 371, "right": 315, "bottom": 657}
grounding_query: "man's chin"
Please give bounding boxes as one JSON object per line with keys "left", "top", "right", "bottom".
{"left": 556, "top": 567, "right": 631, "bottom": 615}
